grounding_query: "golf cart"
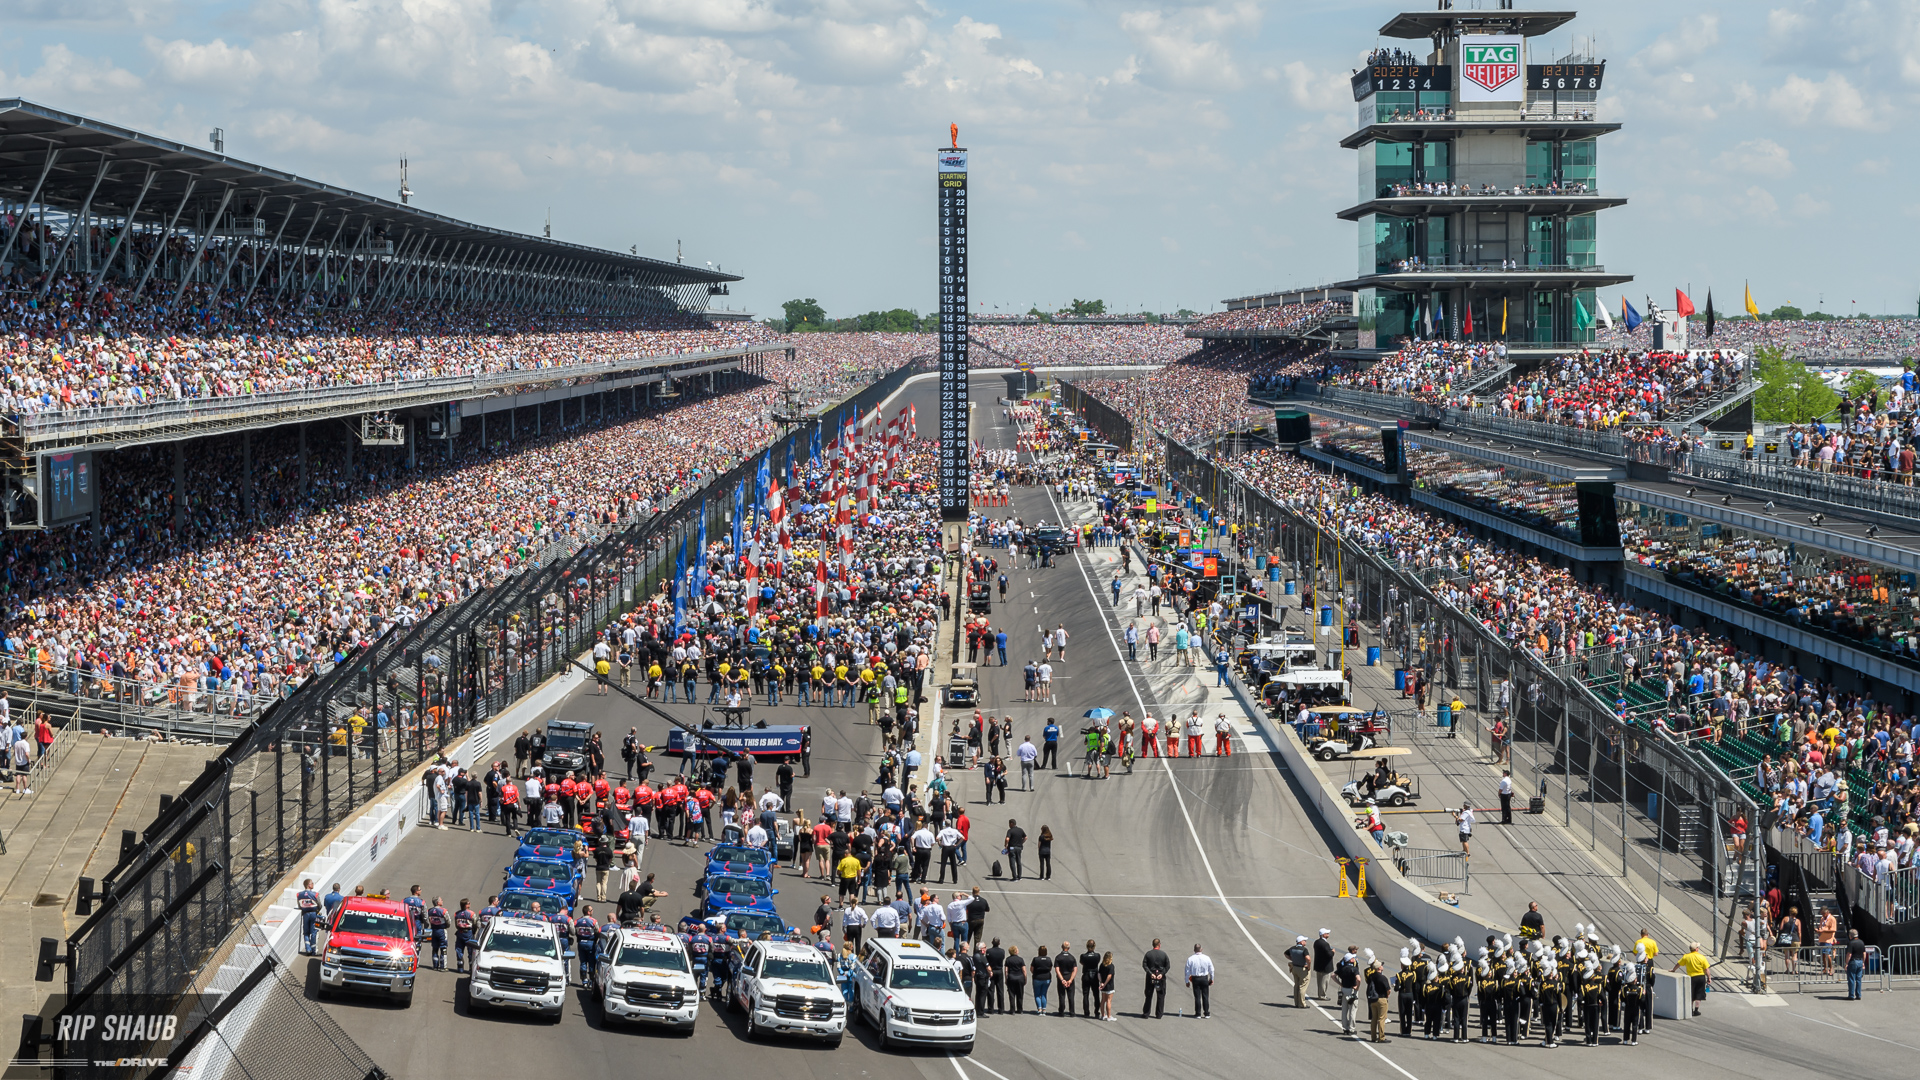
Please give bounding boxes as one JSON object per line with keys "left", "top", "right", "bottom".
{"left": 944, "top": 664, "right": 979, "bottom": 710}
{"left": 1338, "top": 747, "right": 1419, "bottom": 806}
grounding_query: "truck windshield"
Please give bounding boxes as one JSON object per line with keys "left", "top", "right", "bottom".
{"left": 486, "top": 927, "right": 560, "bottom": 960}
{"left": 890, "top": 966, "right": 963, "bottom": 992}
{"left": 617, "top": 943, "right": 690, "bottom": 972}
{"left": 334, "top": 911, "right": 409, "bottom": 938}
{"left": 546, "top": 729, "right": 588, "bottom": 751}
{"left": 762, "top": 956, "right": 832, "bottom": 982}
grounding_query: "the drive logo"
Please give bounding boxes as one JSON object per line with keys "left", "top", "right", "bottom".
{"left": 1462, "top": 42, "right": 1519, "bottom": 91}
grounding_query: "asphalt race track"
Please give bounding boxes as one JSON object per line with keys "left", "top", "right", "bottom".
{"left": 309, "top": 374, "right": 1912, "bottom": 1080}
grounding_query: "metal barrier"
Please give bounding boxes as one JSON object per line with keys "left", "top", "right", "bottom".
{"left": 1389, "top": 846, "right": 1470, "bottom": 892}
{"left": 1848, "top": 862, "right": 1920, "bottom": 927}
{"left": 1879, "top": 942, "right": 1920, "bottom": 991}
{"left": 1679, "top": 447, "right": 1920, "bottom": 521}
{"left": 1769, "top": 944, "right": 1846, "bottom": 993}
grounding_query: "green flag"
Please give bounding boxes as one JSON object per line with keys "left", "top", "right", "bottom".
{"left": 1573, "top": 295, "right": 1593, "bottom": 331}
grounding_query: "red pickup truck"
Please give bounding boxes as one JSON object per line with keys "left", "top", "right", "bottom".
{"left": 317, "top": 896, "right": 419, "bottom": 1007}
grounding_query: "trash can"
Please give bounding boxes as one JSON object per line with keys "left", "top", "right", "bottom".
{"left": 1437, "top": 703, "right": 1452, "bottom": 729}
{"left": 1284, "top": 579, "right": 1296, "bottom": 595}
{"left": 1367, "top": 646, "right": 1380, "bottom": 667}
{"left": 1394, "top": 668, "right": 1406, "bottom": 691}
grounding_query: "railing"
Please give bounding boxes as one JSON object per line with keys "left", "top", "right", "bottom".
{"left": 1849, "top": 861, "right": 1920, "bottom": 927}
{"left": 1388, "top": 845, "right": 1471, "bottom": 892}
{"left": 1372, "top": 261, "right": 1609, "bottom": 275}
{"left": 7, "top": 342, "right": 781, "bottom": 448}
{"left": 1673, "top": 376, "right": 1761, "bottom": 425}
{"left": 1679, "top": 448, "right": 1920, "bottom": 521}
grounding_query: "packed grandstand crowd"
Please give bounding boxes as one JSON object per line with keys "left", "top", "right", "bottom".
{"left": 1210, "top": 443, "right": 1916, "bottom": 840}
{"left": 1487, "top": 348, "right": 1750, "bottom": 427}
{"left": 1185, "top": 299, "right": 1348, "bottom": 335}
{"left": 1076, "top": 341, "right": 1331, "bottom": 441}
{"left": 0, "top": 272, "right": 783, "bottom": 416}
{"left": 1596, "top": 317, "right": 1920, "bottom": 359}
{"left": 0, "top": 331, "right": 925, "bottom": 712}
{"left": 1763, "top": 373, "right": 1920, "bottom": 484}
{"left": 970, "top": 323, "right": 1195, "bottom": 367}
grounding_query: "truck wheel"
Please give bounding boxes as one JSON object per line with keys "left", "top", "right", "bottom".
{"left": 955, "top": 1042, "right": 974, "bottom": 1056}
{"left": 744, "top": 1013, "right": 761, "bottom": 1040}
{"left": 826, "top": 1033, "right": 843, "bottom": 1049}
{"left": 395, "top": 992, "right": 413, "bottom": 1009}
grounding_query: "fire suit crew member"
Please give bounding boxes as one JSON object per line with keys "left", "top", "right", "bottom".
{"left": 296, "top": 879, "right": 323, "bottom": 955}
{"left": 454, "top": 900, "right": 480, "bottom": 973}
{"left": 1142, "top": 939, "right": 1170, "bottom": 1018}
{"left": 1214, "top": 713, "right": 1233, "bottom": 756}
{"left": 1141, "top": 713, "right": 1160, "bottom": 757}
{"left": 1164, "top": 713, "right": 1182, "bottom": 758}
{"left": 425, "top": 898, "right": 450, "bottom": 970}
{"left": 1186, "top": 711, "right": 1204, "bottom": 758}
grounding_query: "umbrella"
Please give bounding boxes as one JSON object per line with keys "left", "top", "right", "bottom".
{"left": 1083, "top": 707, "right": 1116, "bottom": 720}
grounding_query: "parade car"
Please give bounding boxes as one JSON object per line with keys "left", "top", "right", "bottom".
{"left": 852, "top": 937, "right": 975, "bottom": 1053}
{"left": 593, "top": 927, "right": 701, "bottom": 1033}
{"left": 468, "top": 916, "right": 568, "bottom": 1021}
{"left": 731, "top": 939, "right": 846, "bottom": 1045}
{"left": 317, "top": 896, "right": 418, "bottom": 1006}
{"left": 540, "top": 718, "right": 595, "bottom": 775}
{"left": 701, "top": 874, "right": 779, "bottom": 919}
{"left": 704, "top": 844, "right": 775, "bottom": 882}
{"left": 502, "top": 856, "right": 581, "bottom": 911}
{"left": 514, "top": 828, "right": 582, "bottom": 861}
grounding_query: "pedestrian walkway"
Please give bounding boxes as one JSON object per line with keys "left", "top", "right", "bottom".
{"left": 0, "top": 732, "right": 216, "bottom": 1018}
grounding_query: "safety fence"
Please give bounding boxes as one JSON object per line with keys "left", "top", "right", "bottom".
{"left": 1389, "top": 846, "right": 1471, "bottom": 893}
{"left": 38, "top": 358, "right": 929, "bottom": 1080}
{"left": 1055, "top": 379, "right": 1136, "bottom": 451}
{"left": 1160, "top": 432, "right": 1762, "bottom": 959}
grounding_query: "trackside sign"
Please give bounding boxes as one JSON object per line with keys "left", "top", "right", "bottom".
{"left": 1458, "top": 36, "right": 1523, "bottom": 102}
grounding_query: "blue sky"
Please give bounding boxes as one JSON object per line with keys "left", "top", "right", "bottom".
{"left": 3, "top": 0, "right": 1915, "bottom": 318}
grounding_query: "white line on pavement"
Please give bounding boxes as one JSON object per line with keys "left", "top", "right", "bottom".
{"left": 1042, "top": 480, "right": 1422, "bottom": 1080}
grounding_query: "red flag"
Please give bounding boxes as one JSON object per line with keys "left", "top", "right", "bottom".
{"left": 1463, "top": 301, "right": 1474, "bottom": 336}
{"left": 1675, "top": 290, "right": 1695, "bottom": 317}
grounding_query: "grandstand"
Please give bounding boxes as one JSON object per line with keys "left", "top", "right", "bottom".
{"left": 0, "top": 101, "right": 908, "bottom": 743}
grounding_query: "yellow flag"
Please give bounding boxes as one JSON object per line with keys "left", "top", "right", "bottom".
{"left": 1744, "top": 281, "right": 1759, "bottom": 318}
{"left": 1501, "top": 297, "right": 1508, "bottom": 336}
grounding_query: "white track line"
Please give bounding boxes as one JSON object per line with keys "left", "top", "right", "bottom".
{"left": 1040, "top": 479, "right": 1421, "bottom": 1080}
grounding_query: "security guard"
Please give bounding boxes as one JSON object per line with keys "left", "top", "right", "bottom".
{"left": 453, "top": 899, "right": 480, "bottom": 973}
{"left": 1580, "top": 960, "right": 1606, "bottom": 1045}
{"left": 1536, "top": 958, "right": 1563, "bottom": 1047}
{"left": 296, "top": 878, "right": 323, "bottom": 956}
{"left": 575, "top": 905, "right": 601, "bottom": 987}
{"left": 425, "top": 897, "right": 450, "bottom": 970}
{"left": 1394, "top": 950, "right": 1419, "bottom": 1037}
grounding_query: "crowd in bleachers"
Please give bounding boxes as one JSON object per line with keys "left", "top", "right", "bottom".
{"left": 1186, "top": 299, "right": 1348, "bottom": 335}
{"left": 1215, "top": 444, "right": 1918, "bottom": 844}
{"left": 1078, "top": 341, "right": 1326, "bottom": 442}
{"left": 1597, "top": 318, "right": 1920, "bottom": 359}
{"left": 0, "top": 332, "right": 919, "bottom": 716}
{"left": 0, "top": 272, "right": 776, "bottom": 416}
{"left": 1487, "top": 349, "right": 1749, "bottom": 427}
{"left": 1326, "top": 339, "right": 1503, "bottom": 403}
{"left": 970, "top": 324, "right": 1195, "bottom": 367}
{"left": 1766, "top": 373, "right": 1919, "bottom": 484}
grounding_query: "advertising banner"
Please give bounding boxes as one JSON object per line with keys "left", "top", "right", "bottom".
{"left": 1457, "top": 35, "right": 1523, "bottom": 102}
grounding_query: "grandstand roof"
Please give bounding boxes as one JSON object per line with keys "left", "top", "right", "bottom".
{"left": 0, "top": 99, "right": 735, "bottom": 286}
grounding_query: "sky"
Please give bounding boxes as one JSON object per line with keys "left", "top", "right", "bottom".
{"left": 3, "top": 0, "right": 1917, "bottom": 319}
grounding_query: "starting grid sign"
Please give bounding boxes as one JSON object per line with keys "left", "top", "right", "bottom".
{"left": 1458, "top": 35, "right": 1523, "bottom": 102}
{"left": 938, "top": 146, "right": 969, "bottom": 521}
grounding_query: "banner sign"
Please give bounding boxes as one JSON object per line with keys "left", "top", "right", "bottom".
{"left": 1458, "top": 36, "right": 1523, "bottom": 102}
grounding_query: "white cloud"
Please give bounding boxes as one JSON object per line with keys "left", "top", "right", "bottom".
{"left": 1279, "top": 60, "right": 1350, "bottom": 114}
{"left": 1117, "top": 4, "right": 1258, "bottom": 92}
{"left": 147, "top": 37, "right": 263, "bottom": 88}
{"left": 1766, "top": 72, "right": 1878, "bottom": 129}
{"left": 1710, "top": 138, "right": 1793, "bottom": 177}
{"left": 1634, "top": 14, "right": 1720, "bottom": 72}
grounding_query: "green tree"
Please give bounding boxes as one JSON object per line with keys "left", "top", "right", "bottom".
{"left": 781, "top": 298, "right": 828, "bottom": 332}
{"left": 1842, "top": 369, "right": 1881, "bottom": 401}
{"left": 1026, "top": 307, "right": 1052, "bottom": 322}
{"left": 854, "top": 308, "right": 922, "bottom": 333}
{"left": 1175, "top": 308, "right": 1198, "bottom": 318}
{"left": 1752, "top": 347, "right": 1838, "bottom": 422}
{"left": 1067, "top": 298, "right": 1106, "bottom": 316}
{"left": 1768, "top": 304, "right": 1803, "bottom": 320}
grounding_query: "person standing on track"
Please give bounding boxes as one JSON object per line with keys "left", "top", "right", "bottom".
{"left": 1141, "top": 712, "right": 1160, "bottom": 757}
{"left": 1313, "top": 929, "right": 1336, "bottom": 999}
{"left": 1185, "top": 944, "right": 1215, "bottom": 1019}
{"left": 1142, "top": 939, "right": 1170, "bottom": 1018}
{"left": 1287, "top": 936, "right": 1311, "bottom": 1008}
{"left": 1214, "top": 713, "right": 1233, "bottom": 756}
{"left": 1079, "top": 939, "right": 1101, "bottom": 1017}
{"left": 1185, "top": 709, "right": 1204, "bottom": 758}
{"left": 1053, "top": 943, "right": 1078, "bottom": 1016}
{"left": 1164, "top": 712, "right": 1182, "bottom": 758}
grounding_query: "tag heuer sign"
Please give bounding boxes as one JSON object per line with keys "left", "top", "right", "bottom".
{"left": 1462, "top": 42, "right": 1519, "bottom": 91}
{"left": 1456, "top": 35, "right": 1524, "bottom": 101}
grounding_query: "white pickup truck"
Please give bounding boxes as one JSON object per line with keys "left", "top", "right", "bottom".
{"left": 593, "top": 927, "right": 701, "bottom": 1033}
{"left": 729, "top": 939, "right": 846, "bottom": 1046}
{"left": 851, "top": 937, "right": 975, "bottom": 1053}
{"left": 467, "top": 917, "right": 569, "bottom": 1021}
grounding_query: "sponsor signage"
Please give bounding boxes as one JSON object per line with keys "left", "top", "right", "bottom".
{"left": 938, "top": 147, "right": 969, "bottom": 521}
{"left": 1458, "top": 36, "right": 1523, "bottom": 102}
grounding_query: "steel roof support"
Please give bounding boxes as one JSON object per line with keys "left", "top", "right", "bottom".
{"left": 212, "top": 195, "right": 272, "bottom": 295}
{"left": 42, "top": 153, "right": 114, "bottom": 293}
{"left": 170, "top": 183, "right": 234, "bottom": 306}
{"left": 240, "top": 199, "right": 297, "bottom": 307}
{"left": 131, "top": 177, "right": 197, "bottom": 302}
{"left": 0, "top": 144, "right": 59, "bottom": 271}
{"left": 296, "top": 212, "right": 348, "bottom": 306}
{"left": 371, "top": 232, "right": 428, "bottom": 311}
{"left": 86, "top": 163, "right": 155, "bottom": 302}
{"left": 273, "top": 210, "right": 325, "bottom": 304}
{"left": 430, "top": 242, "right": 468, "bottom": 306}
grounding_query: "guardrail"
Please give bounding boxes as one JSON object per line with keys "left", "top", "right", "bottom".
{"left": 1389, "top": 845, "right": 1471, "bottom": 892}
{"left": 1678, "top": 448, "right": 1920, "bottom": 521}
{"left": 6, "top": 342, "right": 781, "bottom": 450}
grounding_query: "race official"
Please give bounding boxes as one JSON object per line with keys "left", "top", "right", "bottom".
{"left": 1142, "top": 939, "right": 1171, "bottom": 1018}
{"left": 1184, "top": 945, "right": 1215, "bottom": 1018}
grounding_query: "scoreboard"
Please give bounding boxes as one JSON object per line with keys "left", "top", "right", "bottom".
{"left": 937, "top": 147, "right": 969, "bottom": 521}
{"left": 1351, "top": 65, "right": 1450, "bottom": 101}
